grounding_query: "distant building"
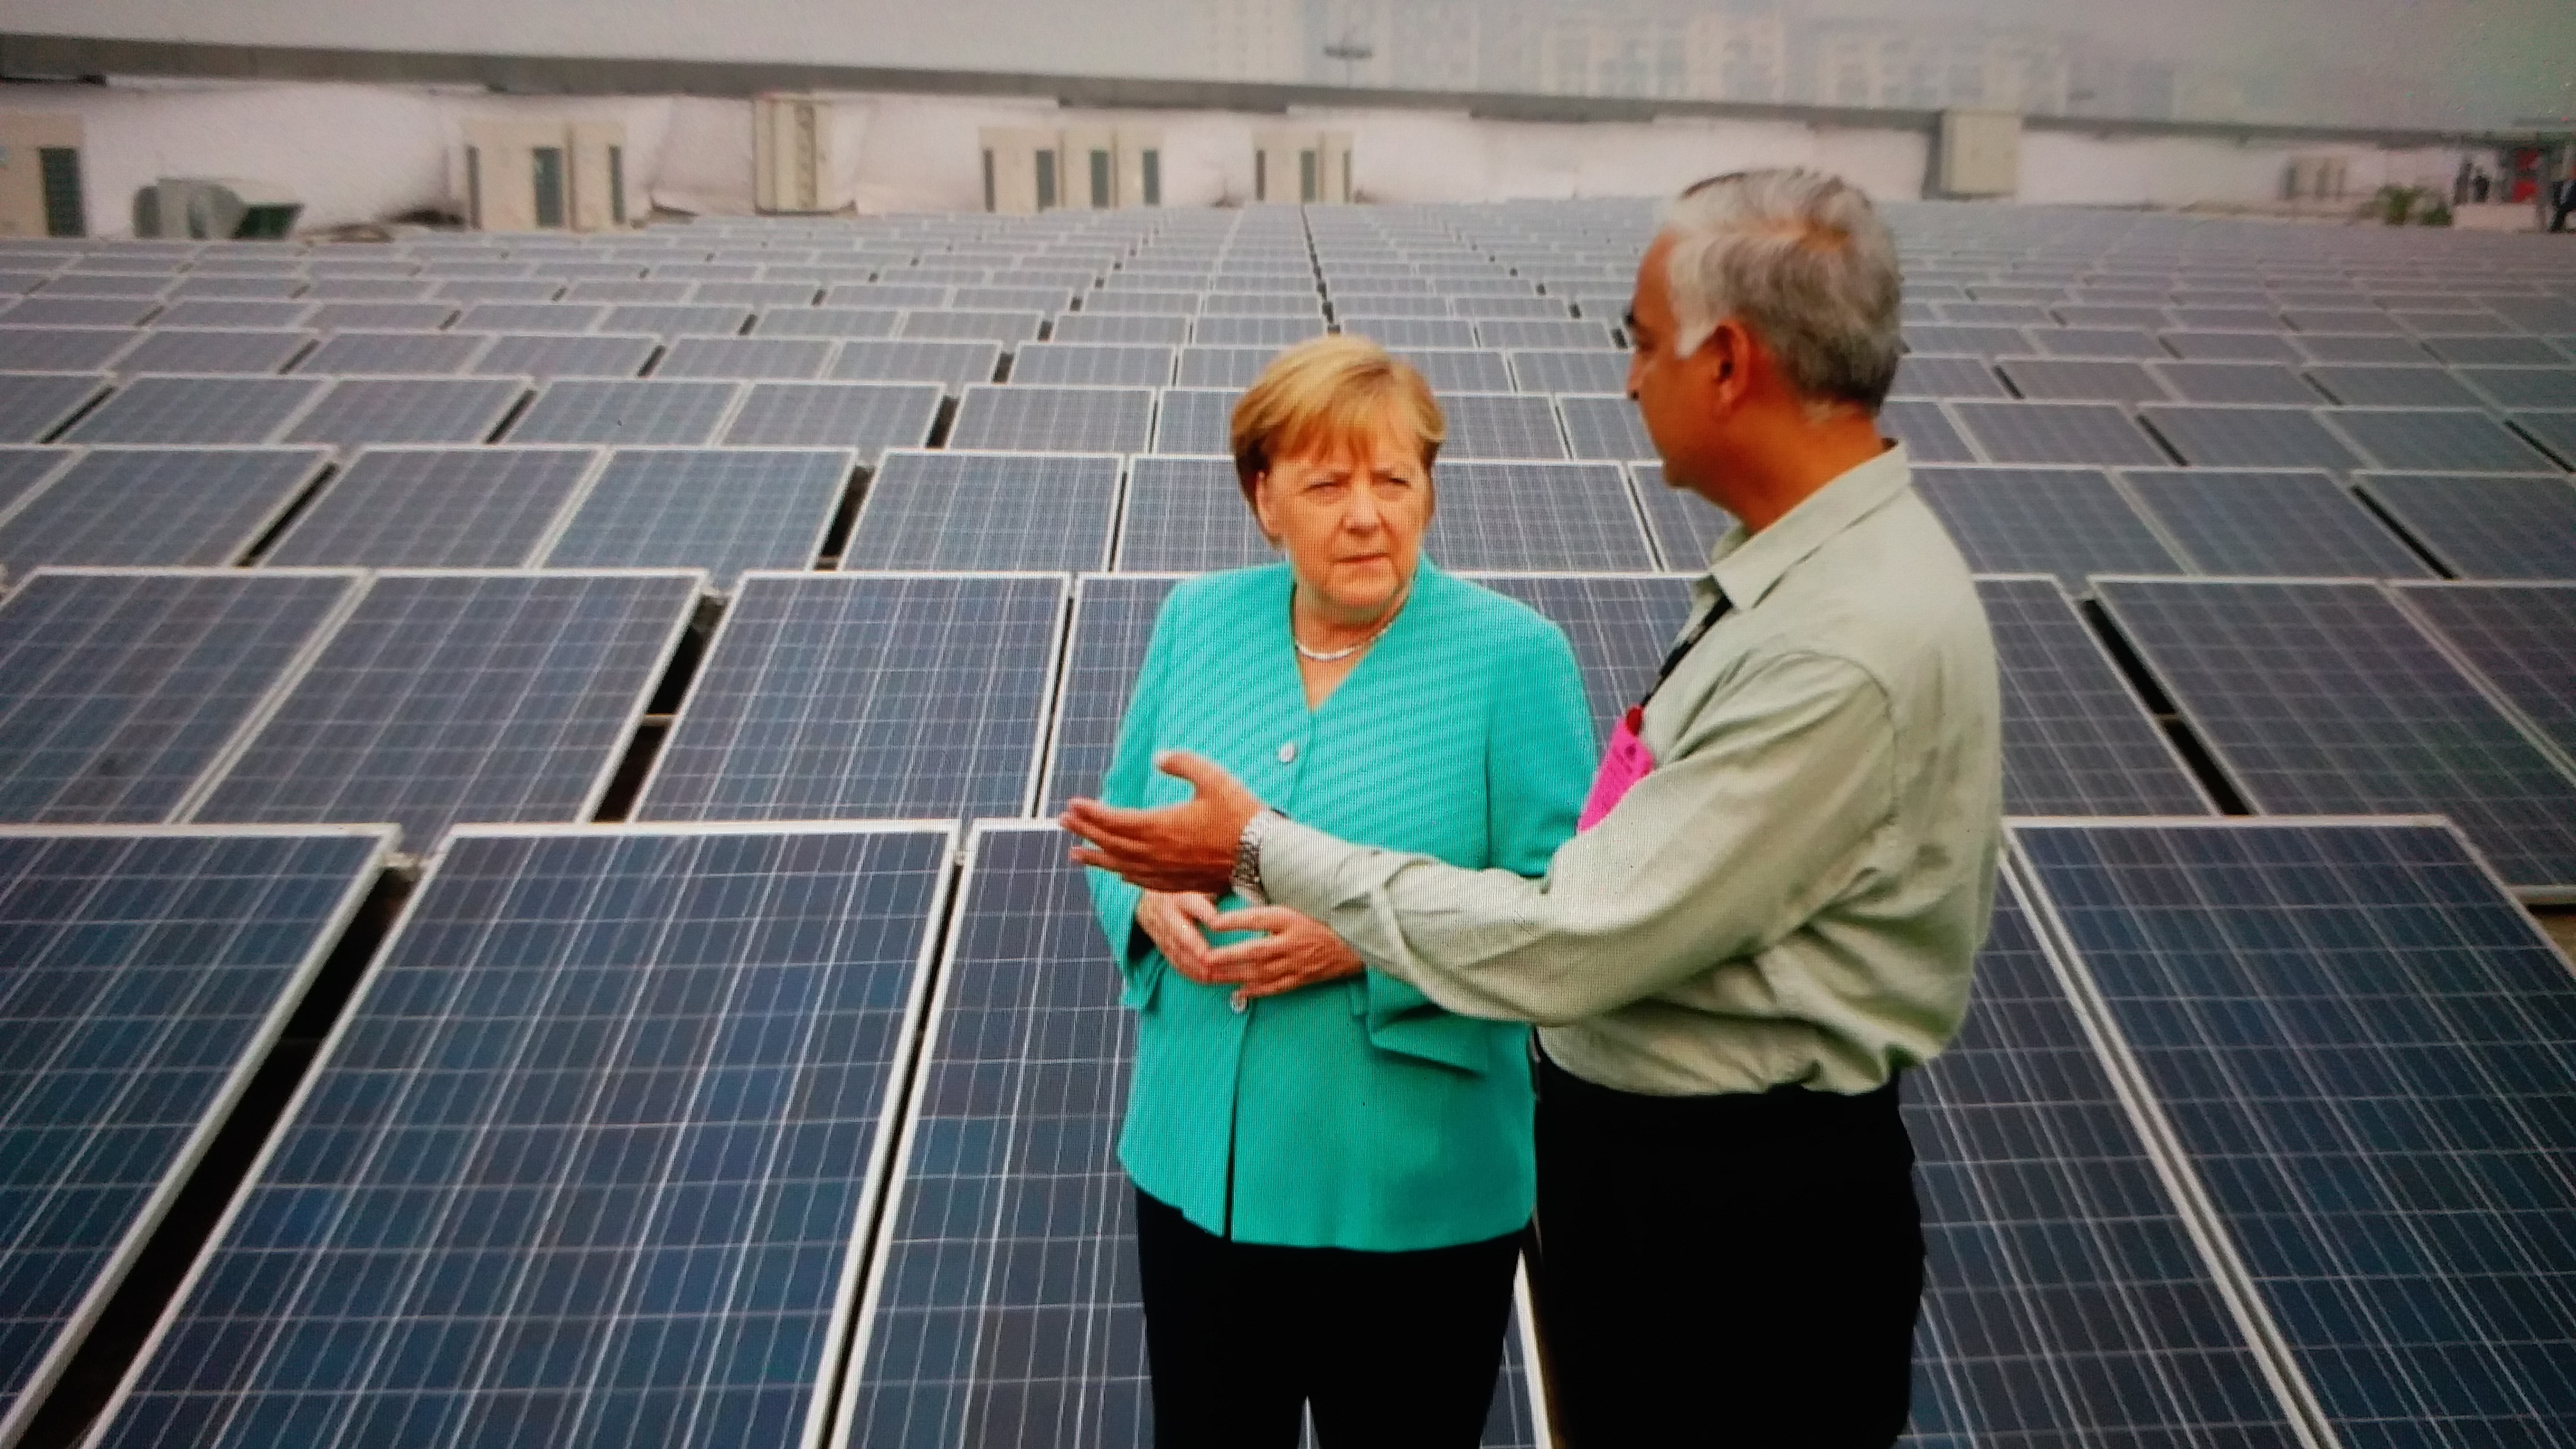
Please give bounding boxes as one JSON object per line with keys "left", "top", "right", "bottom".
{"left": 1793, "top": 18, "right": 2067, "bottom": 114}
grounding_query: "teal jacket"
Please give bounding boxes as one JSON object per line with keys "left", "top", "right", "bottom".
{"left": 1086, "top": 560, "right": 1594, "bottom": 1251}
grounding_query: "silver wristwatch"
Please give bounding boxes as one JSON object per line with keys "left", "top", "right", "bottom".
{"left": 1232, "top": 808, "right": 1285, "bottom": 905}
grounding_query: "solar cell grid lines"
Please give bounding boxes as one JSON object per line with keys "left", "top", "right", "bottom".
{"left": 1438, "top": 391, "right": 1569, "bottom": 460}
{"left": 0, "top": 446, "right": 331, "bottom": 575}
{"left": 541, "top": 447, "right": 851, "bottom": 587}
{"left": 600, "top": 302, "right": 754, "bottom": 338}
{"left": 282, "top": 375, "right": 529, "bottom": 449}
{"left": 2144, "top": 360, "right": 2323, "bottom": 405}
{"left": 1008, "top": 342, "right": 1177, "bottom": 388}
{"left": 1890, "top": 353, "right": 2007, "bottom": 399}
{"left": 2354, "top": 472, "right": 2576, "bottom": 580}
{"left": 1043, "top": 574, "right": 1185, "bottom": 812}
{"left": 1334, "top": 316, "right": 1480, "bottom": 349}
{"left": 2422, "top": 334, "right": 2569, "bottom": 367}
{"left": 1468, "top": 572, "right": 1694, "bottom": 742}
{"left": 1115, "top": 455, "right": 1270, "bottom": 573}
{"left": 64, "top": 375, "right": 327, "bottom": 446}
{"left": 189, "top": 570, "right": 702, "bottom": 849}
{"left": 1046, "top": 312, "right": 1190, "bottom": 347}
{"left": 900, "top": 308, "right": 1045, "bottom": 345}
{"left": 719, "top": 380, "right": 941, "bottom": 459}
{"left": 636, "top": 572, "right": 1066, "bottom": 822}
{"left": 2010, "top": 818, "right": 2576, "bottom": 1446}
{"left": 2321, "top": 406, "right": 2562, "bottom": 473}
{"left": 2291, "top": 332, "right": 2430, "bottom": 365}
{"left": 949, "top": 384, "right": 1154, "bottom": 453}
{"left": 503, "top": 377, "right": 741, "bottom": 445}
{"left": 0, "top": 570, "right": 366, "bottom": 822}
{"left": 90, "top": 822, "right": 953, "bottom": 1449}
{"left": 651, "top": 335, "right": 835, "bottom": 380}
{"left": 2302, "top": 364, "right": 2484, "bottom": 409}
{"left": 1191, "top": 315, "right": 1328, "bottom": 347}
{"left": 1425, "top": 460, "right": 1654, "bottom": 571}
{"left": 752, "top": 306, "right": 901, "bottom": 339}
{"left": 2392, "top": 581, "right": 2576, "bottom": 761}
{"left": 841, "top": 449, "right": 1117, "bottom": 572}
{"left": 0, "top": 326, "right": 140, "bottom": 372}
{"left": 0, "top": 824, "right": 392, "bottom": 1447}
{"left": 1948, "top": 400, "right": 2170, "bottom": 466}
{"left": 1912, "top": 466, "right": 2185, "bottom": 591}
{"left": 455, "top": 301, "right": 604, "bottom": 333}
{"left": 301, "top": 302, "right": 458, "bottom": 333}
{"left": 2135, "top": 404, "right": 2364, "bottom": 473}
{"left": 1, "top": 298, "right": 157, "bottom": 329}
{"left": 290, "top": 330, "right": 491, "bottom": 376}
{"left": 262, "top": 446, "right": 602, "bottom": 569}
{"left": 1973, "top": 575, "right": 2212, "bottom": 815}
{"left": 0, "top": 373, "right": 107, "bottom": 443}
{"left": 1395, "top": 348, "right": 1516, "bottom": 394}
{"left": 2114, "top": 467, "right": 2432, "bottom": 579}
{"left": 1623, "top": 462, "right": 1735, "bottom": 571}
{"left": 1900, "top": 325, "right": 2030, "bottom": 358}
{"left": 1472, "top": 318, "right": 1617, "bottom": 350}
{"left": 2092, "top": 577, "right": 2576, "bottom": 893}
{"left": 830, "top": 338, "right": 1003, "bottom": 393}
{"left": 2454, "top": 366, "right": 2576, "bottom": 411}
{"left": 2025, "top": 327, "right": 2166, "bottom": 359}
{"left": 1995, "top": 356, "right": 2173, "bottom": 404}
{"left": 1875, "top": 399, "right": 1982, "bottom": 463}
{"left": 470, "top": 332, "right": 655, "bottom": 381}
{"left": 2157, "top": 330, "right": 2302, "bottom": 363}
{"left": 1506, "top": 348, "right": 1628, "bottom": 395}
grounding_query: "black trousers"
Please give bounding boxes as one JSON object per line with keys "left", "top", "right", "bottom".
{"left": 1531, "top": 1052, "right": 1924, "bottom": 1448}
{"left": 1132, "top": 1185, "right": 1523, "bottom": 1449}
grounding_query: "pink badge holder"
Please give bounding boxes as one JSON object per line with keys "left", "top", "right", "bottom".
{"left": 1576, "top": 704, "right": 1656, "bottom": 832}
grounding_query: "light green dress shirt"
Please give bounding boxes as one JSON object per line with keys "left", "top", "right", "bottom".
{"left": 1088, "top": 560, "right": 1594, "bottom": 1249}
{"left": 1259, "top": 444, "right": 2005, "bottom": 1097}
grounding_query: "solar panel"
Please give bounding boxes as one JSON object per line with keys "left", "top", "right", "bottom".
{"left": 1009, "top": 342, "right": 1177, "bottom": 388}
{"left": 2290, "top": 332, "right": 2429, "bottom": 364}
{"left": 600, "top": 302, "right": 754, "bottom": 338}
{"left": 470, "top": 331, "right": 655, "bottom": 380}
{"left": 1426, "top": 460, "right": 1654, "bottom": 571}
{"left": 503, "top": 378, "right": 740, "bottom": 445}
{"left": 1200, "top": 292, "right": 1322, "bottom": 316}
{"left": 2321, "top": 406, "right": 2561, "bottom": 472}
{"left": 0, "top": 444, "right": 71, "bottom": 519}
{"left": 191, "top": 570, "right": 699, "bottom": 847}
{"left": 1041, "top": 574, "right": 1186, "bottom": 813}
{"left": 901, "top": 308, "right": 1044, "bottom": 345}
{"left": 1901, "top": 324, "right": 2029, "bottom": 358}
{"left": 0, "top": 326, "right": 140, "bottom": 372}
{"left": 637, "top": 572, "right": 1065, "bottom": 821}
{"left": 541, "top": 447, "right": 849, "bottom": 587}
{"left": 1469, "top": 572, "right": 1693, "bottom": 742}
{"left": 841, "top": 449, "right": 1117, "bottom": 572}
{"left": 716, "top": 380, "right": 941, "bottom": 461}
{"left": 1395, "top": 348, "right": 1515, "bottom": 394}
{"left": 752, "top": 306, "right": 901, "bottom": 339}
{"left": 2391, "top": 581, "right": 2576, "bottom": 760}
{"left": 1146, "top": 386, "right": 1241, "bottom": 455}
{"left": 1947, "top": 401, "right": 2169, "bottom": 466}
{"left": 2420, "top": 333, "right": 2567, "bottom": 366}
{"left": 1888, "top": 353, "right": 2006, "bottom": 399}
{"left": 64, "top": 375, "right": 326, "bottom": 445}
{"left": 2354, "top": 472, "right": 2576, "bottom": 580}
{"left": 0, "top": 372, "right": 107, "bottom": 442}
{"left": 5, "top": 298, "right": 159, "bottom": 328}
{"left": 1938, "top": 301, "right": 2055, "bottom": 327}
{"left": 0, "top": 823, "right": 391, "bottom": 1446}
{"left": 1115, "top": 456, "right": 1269, "bottom": 573}
{"left": 2143, "top": 359, "right": 2322, "bottom": 405}
{"left": 1472, "top": 318, "right": 1616, "bottom": 350}
{"left": 1994, "top": 356, "right": 2172, "bottom": 403}
{"left": 1973, "top": 574, "right": 2212, "bottom": 815}
{"left": 1433, "top": 391, "right": 1565, "bottom": 460}
{"left": 1622, "top": 462, "right": 1734, "bottom": 571}
{"left": 647, "top": 335, "right": 834, "bottom": 381}
{"left": 2157, "top": 329, "right": 2302, "bottom": 362}
{"left": 454, "top": 301, "right": 603, "bottom": 333}
{"left": 88, "top": 821, "right": 951, "bottom": 1449}
{"left": 827, "top": 282, "right": 954, "bottom": 309}
{"left": 949, "top": 383, "right": 1153, "bottom": 453}
{"left": 1082, "top": 290, "right": 1200, "bottom": 316}
{"left": 830, "top": 338, "right": 1003, "bottom": 392}
{"left": 1191, "top": 315, "right": 1328, "bottom": 347}
{"left": 2117, "top": 467, "right": 2431, "bottom": 577}
{"left": 263, "top": 446, "right": 600, "bottom": 569}
{"left": 1048, "top": 313, "right": 1191, "bottom": 347}
{"left": 291, "top": 330, "right": 489, "bottom": 376}
{"left": 0, "top": 446, "right": 329, "bottom": 574}
{"left": 1338, "top": 316, "right": 1481, "bottom": 349}
{"left": 301, "top": 301, "right": 456, "bottom": 333}
{"left": 2134, "top": 404, "right": 2365, "bottom": 472}
{"left": 2092, "top": 579, "right": 2576, "bottom": 892}
{"left": 566, "top": 279, "right": 699, "bottom": 305}
{"left": 2454, "top": 366, "right": 2576, "bottom": 411}
{"left": 1506, "top": 348, "right": 1627, "bottom": 395}
{"left": 839, "top": 822, "right": 1554, "bottom": 1449}
{"left": 0, "top": 570, "right": 366, "bottom": 821}
{"left": 2302, "top": 364, "right": 2484, "bottom": 409}
{"left": 689, "top": 280, "right": 825, "bottom": 307}
{"left": 1913, "top": 466, "right": 2184, "bottom": 591}
{"left": 1876, "top": 399, "right": 1982, "bottom": 463}
{"left": 2011, "top": 818, "right": 2576, "bottom": 1446}
{"left": 281, "top": 375, "right": 527, "bottom": 449}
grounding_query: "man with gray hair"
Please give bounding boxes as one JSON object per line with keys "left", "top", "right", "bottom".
{"left": 1063, "top": 168, "right": 2002, "bottom": 1446}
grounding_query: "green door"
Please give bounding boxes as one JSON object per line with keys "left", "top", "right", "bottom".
{"left": 532, "top": 146, "right": 566, "bottom": 229}
{"left": 1036, "top": 150, "right": 1058, "bottom": 210}
{"left": 39, "top": 148, "right": 84, "bottom": 238}
{"left": 1300, "top": 149, "right": 1318, "bottom": 203}
{"left": 1091, "top": 149, "right": 1112, "bottom": 207}
{"left": 1143, "top": 150, "right": 1161, "bottom": 206}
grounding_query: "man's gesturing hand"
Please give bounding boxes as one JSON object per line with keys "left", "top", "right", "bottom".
{"left": 1062, "top": 751, "right": 1262, "bottom": 897}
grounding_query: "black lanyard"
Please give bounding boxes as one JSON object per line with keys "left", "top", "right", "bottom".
{"left": 1636, "top": 593, "right": 1732, "bottom": 711}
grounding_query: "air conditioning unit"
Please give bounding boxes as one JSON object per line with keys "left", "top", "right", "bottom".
{"left": 134, "top": 179, "right": 304, "bottom": 240}
{"left": 1935, "top": 110, "right": 2020, "bottom": 198}
{"left": 459, "top": 119, "right": 630, "bottom": 232}
{"left": 755, "top": 94, "right": 846, "bottom": 214}
{"left": 979, "top": 127, "right": 1064, "bottom": 215}
{"left": 0, "top": 113, "right": 86, "bottom": 238}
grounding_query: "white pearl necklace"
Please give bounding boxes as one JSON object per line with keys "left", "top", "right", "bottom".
{"left": 1292, "top": 588, "right": 1408, "bottom": 663}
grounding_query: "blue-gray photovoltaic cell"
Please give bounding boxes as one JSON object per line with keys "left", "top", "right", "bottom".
{"left": 1891, "top": 353, "right": 2007, "bottom": 399}
{"left": 0, "top": 447, "right": 330, "bottom": 575}
{"left": 0, "top": 826, "right": 388, "bottom": 1443}
{"left": 1507, "top": 348, "right": 1628, "bottom": 395}
{"left": 2355, "top": 473, "right": 2576, "bottom": 580}
{"left": 1438, "top": 391, "right": 1568, "bottom": 460}
{"left": 1974, "top": 575, "right": 2210, "bottom": 816}
{"left": 2322, "top": 408, "right": 2561, "bottom": 473}
{"left": 842, "top": 451, "right": 1117, "bottom": 572}
{"left": 2393, "top": 582, "right": 2576, "bottom": 759}
{"left": 0, "top": 328, "right": 139, "bottom": 372}
{"left": 1471, "top": 573, "right": 1693, "bottom": 742}
{"left": 1150, "top": 389, "right": 1234, "bottom": 454}
{"left": 2512, "top": 410, "right": 2576, "bottom": 468}
{"left": 64, "top": 376, "right": 326, "bottom": 446}
{"left": 282, "top": 376, "right": 527, "bottom": 449}
{"left": 541, "top": 448, "right": 849, "bottom": 588}
{"left": 262, "top": 447, "right": 599, "bottom": 569}
{"left": 1172, "top": 348, "right": 1271, "bottom": 389}
{"left": 0, "top": 445, "right": 74, "bottom": 516}
{"left": 2135, "top": 405, "right": 2364, "bottom": 472}
{"left": 1191, "top": 315, "right": 1327, "bottom": 348}
{"left": 1949, "top": 401, "right": 2170, "bottom": 467}
{"left": 651, "top": 336, "right": 835, "bottom": 380}
{"left": 89, "top": 825, "right": 950, "bottom": 1449}
{"left": 471, "top": 333, "right": 656, "bottom": 381}
{"left": 2116, "top": 468, "right": 2431, "bottom": 578}
{"left": 1116, "top": 456, "right": 1271, "bottom": 573}
{"left": 1914, "top": 467, "right": 2184, "bottom": 592}
{"left": 638, "top": 573, "right": 1064, "bottom": 822}
{"left": 192, "top": 571, "right": 698, "bottom": 849}
{"left": 291, "top": 330, "right": 489, "bottom": 377}
{"left": 830, "top": 340, "right": 1002, "bottom": 392}
{"left": 1427, "top": 461, "right": 1655, "bottom": 571}
{"left": 2093, "top": 579, "right": 2576, "bottom": 891}
{"left": 839, "top": 824, "right": 1549, "bottom": 1449}
{"left": 2012, "top": 819, "right": 2576, "bottom": 1449}
{"left": 1397, "top": 349, "right": 1515, "bottom": 394}
{"left": 901, "top": 309, "right": 1043, "bottom": 345}
{"left": 752, "top": 307, "right": 901, "bottom": 340}
{"left": 0, "top": 571, "right": 363, "bottom": 822}
{"left": 503, "top": 379, "right": 740, "bottom": 446}
{"left": 1045, "top": 315, "right": 1190, "bottom": 347}
{"left": 2455, "top": 367, "right": 2576, "bottom": 411}
{"left": 1007, "top": 343, "right": 1176, "bottom": 388}
{"left": 2302, "top": 364, "right": 2485, "bottom": 409}
{"left": 1995, "top": 357, "right": 2171, "bottom": 404}
{"left": 2145, "top": 362, "right": 2322, "bottom": 406}
{"left": 1877, "top": 400, "right": 1981, "bottom": 463}
{"left": 948, "top": 385, "right": 1153, "bottom": 454}
{"left": 1902, "top": 875, "right": 2294, "bottom": 1447}
{"left": 1552, "top": 395, "right": 1648, "bottom": 461}
{"left": 1042, "top": 575, "right": 1182, "bottom": 813}
{"left": 1625, "top": 462, "right": 1735, "bottom": 571}
{"left": 110, "top": 329, "right": 311, "bottom": 377}
{"left": 719, "top": 381, "right": 941, "bottom": 460}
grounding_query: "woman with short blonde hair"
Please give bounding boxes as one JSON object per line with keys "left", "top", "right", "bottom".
{"left": 1083, "top": 334, "right": 1594, "bottom": 1447}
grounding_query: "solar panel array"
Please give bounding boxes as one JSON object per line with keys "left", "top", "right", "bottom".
{"left": 6, "top": 200, "right": 2576, "bottom": 1449}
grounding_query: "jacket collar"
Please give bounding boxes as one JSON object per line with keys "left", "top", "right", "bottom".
{"left": 1705, "top": 443, "right": 1913, "bottom": 610}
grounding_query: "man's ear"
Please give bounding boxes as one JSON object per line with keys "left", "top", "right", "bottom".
{"left": 1701, "top": 319, "right": 1755, "bottom": 413}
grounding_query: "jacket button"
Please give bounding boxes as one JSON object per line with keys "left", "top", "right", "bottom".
{"left": 1277, "top": 741, "right": 1298, "bottom": 764}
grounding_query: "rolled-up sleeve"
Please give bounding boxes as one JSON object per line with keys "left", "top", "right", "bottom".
{"left": 1261, "top": 650, "right": 1896, "bottom": 1027}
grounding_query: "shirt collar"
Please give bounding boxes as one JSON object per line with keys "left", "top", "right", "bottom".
{"left": 1704, "top": 443, "right": 1913, "bottom": 611}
